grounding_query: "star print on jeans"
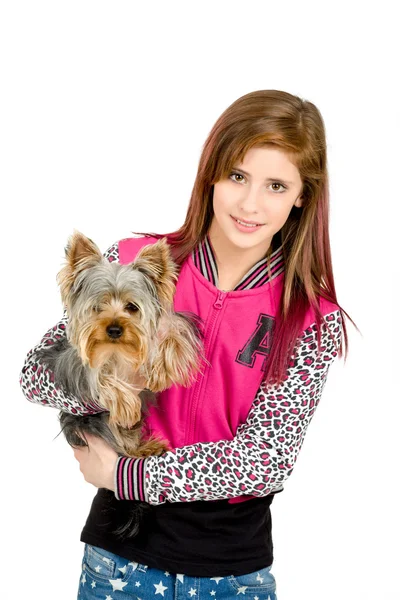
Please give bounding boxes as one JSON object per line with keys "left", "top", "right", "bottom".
{"left": 154, "top": 580, "right": 168, "bottom": 596}
{"left": 109, "top": 578, "right": 128, "bottom": 592}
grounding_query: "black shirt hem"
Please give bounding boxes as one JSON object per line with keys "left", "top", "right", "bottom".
{"left": 80, "top": 529, "right": 273, "bottom": 577}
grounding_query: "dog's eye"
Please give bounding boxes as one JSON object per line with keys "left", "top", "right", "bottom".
{"left": 125, "top": 302, "right": 139, "bottom": 313}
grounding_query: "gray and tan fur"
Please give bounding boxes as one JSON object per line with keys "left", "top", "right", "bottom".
{"left": 37, "top": 231, "right": 205, "bottom": 537}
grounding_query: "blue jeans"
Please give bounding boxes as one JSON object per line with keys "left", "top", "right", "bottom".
{"left": 78, "top": 543, "right": 277, "bottom": 600}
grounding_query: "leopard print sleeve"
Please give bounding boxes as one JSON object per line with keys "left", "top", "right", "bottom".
{"left": 114, "top": 309, "right": 343, "bottom": 504}
{"left": 18, "top": 242, "right": 120, "bottom": 414}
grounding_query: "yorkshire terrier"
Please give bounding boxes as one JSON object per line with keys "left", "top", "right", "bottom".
{"left": 37, "top": 231, "right": 204, "bottom": 538}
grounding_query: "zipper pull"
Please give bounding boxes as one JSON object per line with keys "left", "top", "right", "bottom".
{"left": 214, "top": 291, "right": 226, "bottom": 309}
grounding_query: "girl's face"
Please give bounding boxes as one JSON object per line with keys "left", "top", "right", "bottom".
{"left": 209, "top": 146, "right": 304, "bottom": 256}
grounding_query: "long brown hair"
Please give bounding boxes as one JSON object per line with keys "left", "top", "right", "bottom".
{"left": 132, "top": 89, "right": 358, "bottom": 386}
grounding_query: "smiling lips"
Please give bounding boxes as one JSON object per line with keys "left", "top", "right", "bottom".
{"left": 231, "top": 215, "right": 264, "bottom": 227}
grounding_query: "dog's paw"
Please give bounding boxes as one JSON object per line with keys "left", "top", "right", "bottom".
{"left": 134, "top": 436, "right": 171, "bottom": 457}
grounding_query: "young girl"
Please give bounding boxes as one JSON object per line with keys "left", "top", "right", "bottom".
{"left": 20, "top": 89, "right": 354, "bottom": 600}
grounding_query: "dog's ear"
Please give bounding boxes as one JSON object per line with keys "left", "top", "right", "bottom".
{"left": 132, "top": 238, "right": 178, "bottom": 306}
{"left": 57, "top": 230, "right": 103, "bottom": 305}
{"left": 146, "top": 311, "right": 205, "bottom": 392}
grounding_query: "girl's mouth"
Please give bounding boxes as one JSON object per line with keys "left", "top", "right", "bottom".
{"left": 230, "top": 215, "right": 264, "bottom": 232}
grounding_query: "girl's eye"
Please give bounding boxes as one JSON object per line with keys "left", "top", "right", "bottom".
{"left": 228, "top": 172, "right": 287, "bottom": 192}
{"left": 270, "top": 182, "right": 286, "bottom": 192}
{"left": 229, "top": 172, "right": 245, "bottom": 183}
{"left": 126, "top": 302, "right": 139, "bottom": 313}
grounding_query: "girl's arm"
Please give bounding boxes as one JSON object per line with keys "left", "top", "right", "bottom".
{"left": 18, "top": 242, "right": 120, "bottom": 414}
{"left": 114, "top": 310, "right": 343, "bottom": 504}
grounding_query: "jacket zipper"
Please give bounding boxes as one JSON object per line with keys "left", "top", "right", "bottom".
{"left": 186, "top": 290, "right": 227, "bottom": 444}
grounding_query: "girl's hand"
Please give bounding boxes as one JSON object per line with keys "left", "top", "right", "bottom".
{"left": 73, "top": 434, "right": 118, "bottom": 492}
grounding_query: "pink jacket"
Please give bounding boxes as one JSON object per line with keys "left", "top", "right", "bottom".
{"left": 115, "top": 236, "right": 342, "bottom": 504}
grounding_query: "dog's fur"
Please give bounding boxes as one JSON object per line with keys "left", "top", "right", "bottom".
{"left": 37, "top": 231, "right": 204, "bottom": 538}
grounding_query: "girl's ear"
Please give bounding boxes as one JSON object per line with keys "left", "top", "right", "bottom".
{"left": 294, "top": 195, "right": 304, "bottom": 208}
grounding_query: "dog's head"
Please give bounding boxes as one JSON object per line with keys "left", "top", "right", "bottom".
{"left": 58, "top": 230, "right": 178, "bottom": 369}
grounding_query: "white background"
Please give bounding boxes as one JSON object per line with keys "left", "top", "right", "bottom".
{"left": 1, "top": 1, "right": 399, "bottom": 599}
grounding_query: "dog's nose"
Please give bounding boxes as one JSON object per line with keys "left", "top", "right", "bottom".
{"left": 106, "top": 325, "right": 123, "bottom": 339}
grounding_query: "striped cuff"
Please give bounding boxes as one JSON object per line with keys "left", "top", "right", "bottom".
{"left": 114, "top": 456, "right": 149, "bottom": 501}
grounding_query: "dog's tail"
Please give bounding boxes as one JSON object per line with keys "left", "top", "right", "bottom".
{"left": 98, "top": 488, "right": 151, "bottom": 540}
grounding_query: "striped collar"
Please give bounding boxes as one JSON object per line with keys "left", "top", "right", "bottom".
{"left": 191, "top": 233, "right": 285, "bottom": 291}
